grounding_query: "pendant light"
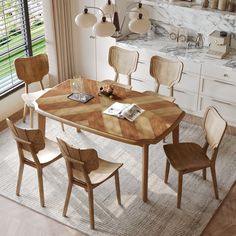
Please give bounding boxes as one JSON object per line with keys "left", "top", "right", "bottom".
{"left": 129, "top": 13, "right": 151, "bottom": 34}
{"left": 129, "top": 3, "right": 150, "bottom": 20}
{"left": 74, "top": 1, "right": 150, "bottom": 37}
{"left": 75, "top": 8, "right": 97, "bottom": 28}
{"left": 93, "top": 17, "right": 116, "bottom": 37}
{"left": 101, "top": 0, "right": 115, "bottom": 16}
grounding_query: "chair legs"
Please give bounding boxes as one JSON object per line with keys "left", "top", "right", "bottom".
{"left": 115, "top": 171, "right": 121, "bottom": 205}
{"left": 63, "top": 182, "right": 73, "bottom": 217}
{"left": 16, "top": 162, "right": 24, "bottom": 196}
{"left": 36, "top": 168, "right": 45, "bottom": 207}
{"left": 22, "top": 104, "right": 28, "bottom": 123}
{"left": 29, "top": 107, "right": 34, "bottom": 128}
{"left": 210, "top": 165, "right": 219, "bottom": 199}
{"left": 88, "top": 187, "right": 95, "bottom": 229}
{"left": 177, "top": 171, "right": 183, "bottom": 209}
{"left": 164, "top": 159, "right": 170, "bottom": 183}
{"left": 61, "top": 122, "right": 65, "bottom": 132}
{"left": 203, "top": 168, "right": 207, "bottom": 180}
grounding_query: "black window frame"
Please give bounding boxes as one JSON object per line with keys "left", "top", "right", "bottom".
{"left": 0, "top": 0, "right": 45, "bottom": 100}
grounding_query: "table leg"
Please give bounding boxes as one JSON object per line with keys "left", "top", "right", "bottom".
{"left": 142, "top": 144, "right": 149, "bottom": 202}
{"left": 172, "top": 124, "right": 179, "bottom": 144}
{"left": 37, "top": 113, "right": 46, "bottom": 137}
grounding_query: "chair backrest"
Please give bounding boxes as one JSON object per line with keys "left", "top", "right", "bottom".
{"left": 203, "top": 106, "right": 227, "bottom": 151}
{"left": 6, "top": 118, "right": 45, "bottom": 163}
{"left": 56, "top": 137, "right": 99, "bottom": 182}
{"left": 108, "top": 46, "right": 139, "bottom": 86}
{"left": 14, "top": 53, "right": 49, "bottom": 92}
{"left": 150, "top": 55, "right": 183, "bottom": 96}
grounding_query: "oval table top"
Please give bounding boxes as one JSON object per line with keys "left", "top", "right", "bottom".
{"left": 35, "top": 78, "right": 185, "bottom": 146}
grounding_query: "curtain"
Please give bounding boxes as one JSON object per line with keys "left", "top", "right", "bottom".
{"left": 52, "top": 0, "right": 75, "bottom": 83}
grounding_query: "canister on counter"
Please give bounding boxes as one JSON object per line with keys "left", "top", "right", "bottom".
{"left": 209, "top": 0, "right": 218, "bottom": 8}
{"left": 218, "top": 0, "right": 227, "bottom": 10}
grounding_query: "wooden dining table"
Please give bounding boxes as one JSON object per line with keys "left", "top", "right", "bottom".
{"left": 34, "top": 78, "right": 185, "bottom": 202}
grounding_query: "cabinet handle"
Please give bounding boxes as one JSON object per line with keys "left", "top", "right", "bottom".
{"left": 175, "top": 90, "right": 186, "bottom": 94}
{"left": 213, "top": 79, "right": 235, "bottom": 86}
{"left": 223, "top": 74, "right": 228, "bottom": 77}
{"left": 212, "top": 99, "right": 233, "bottom": 106}
{"left": 89, "top": 35, "right": 96, "bottom": 39}
{"left": 138, "top": 61, "right": 146, "bottom": 64}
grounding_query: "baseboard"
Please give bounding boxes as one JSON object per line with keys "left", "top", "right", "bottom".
{"left": 183, "top": 113, "right": 236, "bottom": 136}
{"left": 0, "top": 109, "right": 24, "bottom": 132}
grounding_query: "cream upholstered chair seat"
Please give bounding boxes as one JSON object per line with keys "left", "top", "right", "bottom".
{"left": 102, "top": 46, "right": 139, "bottom": 90}
{"left": 6, "top": 118, "right": 62, "bottom": 207}
{"left": 145, "top": 55, "right": 183, "bottom": 102}
{"left": 21, "top": 88, "right": 51, "bottom": 107}
{"left": 57, "top": 137, "right": 123, "bottom": 229}
{"left": 163, "top": 106, "right": 227, "bottom": 209}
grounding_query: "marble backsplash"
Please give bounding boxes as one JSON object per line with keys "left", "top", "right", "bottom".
{"left": 146, "top": 1, "right": 236, "bottom": 46}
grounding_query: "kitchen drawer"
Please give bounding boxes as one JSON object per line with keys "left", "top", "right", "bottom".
{"left": 201, "top": 78, "right": 236, "bottom": 103}
{"left": 199, "top": 97, "right": 236, "bottom": 125}
{"left": 181, "top": 60, "right": 201, "bottom": 74}
{"left": 201, "top": 63, "right": 236, "bottom": 84}
{"left": 174, "top": 90, "right": 198, "bottom": 112}
{"left": 132, "top": 75, "right": 156, "bottom": 92}
{"left": 175, "top": 72, "right": 200, "bottom": 93}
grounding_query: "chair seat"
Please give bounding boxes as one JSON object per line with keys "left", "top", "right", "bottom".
{"left": 73, "top": 158, "right": 123, "bottom": 186}
{"left": 164, "top": 143, "right": 211, "bottom": 172}
{"left": 143, "top": 91, "right": 175, "bottom": 102}
{"left": 102, "top": 80, "right": 132, "bottom": 90}
{"left": 21, "top": 88, "right": 51, "bottom": 107}
{"left": 23, "top": 138, "right": 62, "bottom": 165}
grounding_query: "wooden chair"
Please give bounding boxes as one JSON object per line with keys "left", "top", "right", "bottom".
{"left": 144, "top": 55, "right": 183, "bottom": 102}
{"left": 163, "top": 106, "right": 227, "bottom": 208}
{"left": 14, "top": 54, "right": 64, "bottom": 130}
{"left": 14, "top": 54, "right": 50, "bottom": 128}
{"left": 6, "top": 118, "right": 62, "bottom": 207}
{"left": 102, "top": 46, "right": 139, "bottom": 89}
{"left": 56, "top": 137, "right": 123, "bottom": 229}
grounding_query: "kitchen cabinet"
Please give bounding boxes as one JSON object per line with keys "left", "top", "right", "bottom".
{"left": 117, "top": 43, "right": 236, "bottom": 126}
{"left": 199, "top": 63, "right": 236, "bottom": 126}
{"left": 173, "top": 60, "right": 201, "bottom": 113}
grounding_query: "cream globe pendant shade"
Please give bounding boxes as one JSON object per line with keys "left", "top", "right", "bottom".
{"left": 129, "top": 3, "right": 149, "bottom": 20}
{"left": 101, "top": 0, "right": 114, "bottom": 15}
{"left": 129, "top": 14, "right": 151, "bottom": 34}
{"left": 75, "top": 8, "right": 97, "bottom": 28}
{"left": 93, "top": 17, "right": 116, "bottom": 37}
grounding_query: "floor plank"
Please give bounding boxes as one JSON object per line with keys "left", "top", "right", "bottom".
{"left": 201, "top": 181, "right": 236, "bottom": 236}
{"left": 0, "top": 195, "right": 86, "bottom": 236}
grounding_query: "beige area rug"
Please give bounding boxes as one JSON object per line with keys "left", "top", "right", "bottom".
{"left": 0, "top": 119, "right": 236, "bottom": 236}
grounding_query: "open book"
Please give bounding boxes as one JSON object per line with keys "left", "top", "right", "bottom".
{"left": 103, "top": 102, "right": 144, "bottom": 122}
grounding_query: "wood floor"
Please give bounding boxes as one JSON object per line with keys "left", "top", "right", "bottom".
{"left": 201, "top": 180, "right": 236, "bottom": 236}
{"left": 0, "top": 195, "right": 86, "bottom": 236}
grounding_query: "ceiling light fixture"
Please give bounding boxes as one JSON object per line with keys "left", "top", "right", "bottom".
{"left": 74, "top": 1, "right": 150, "bottom": 38}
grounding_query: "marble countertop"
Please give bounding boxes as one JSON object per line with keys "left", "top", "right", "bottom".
{"left": 117, "top": 33, "right": 236, "bottom": 70}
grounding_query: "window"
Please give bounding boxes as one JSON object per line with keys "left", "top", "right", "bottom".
{"left": 0, "top": 0, "right": 45, "bottom": 98}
